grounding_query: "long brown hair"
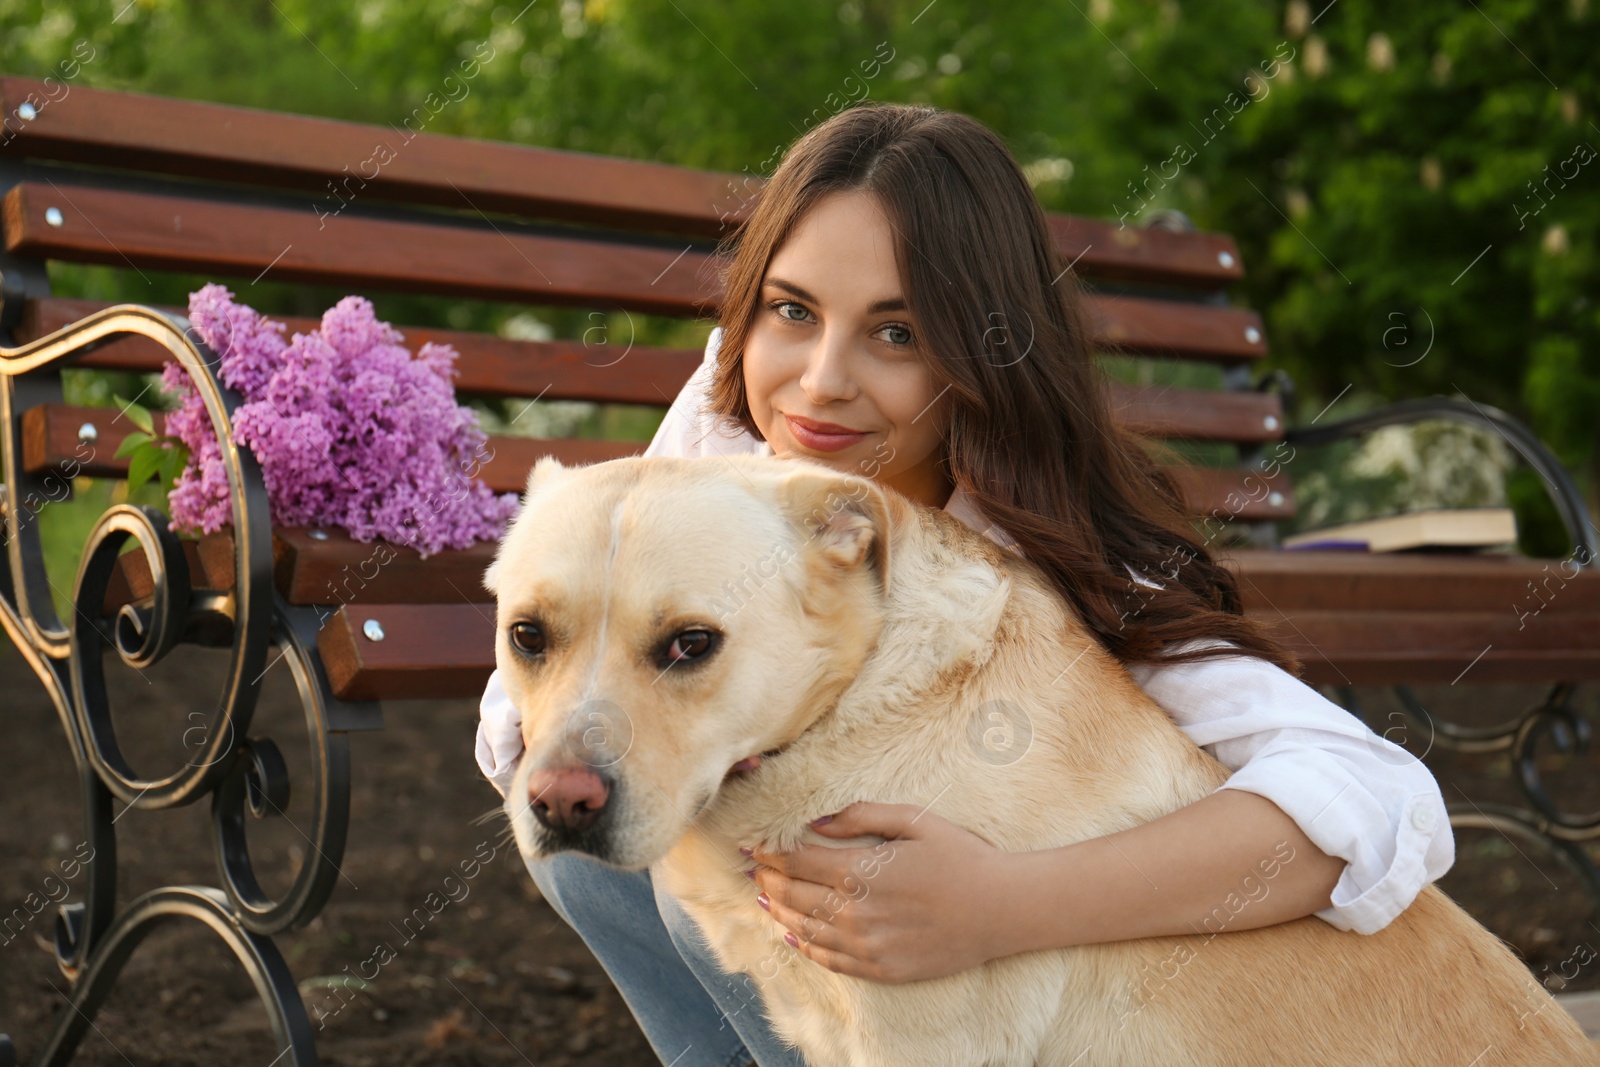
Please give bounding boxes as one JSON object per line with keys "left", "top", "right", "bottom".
{"left": 706, "top": 102, "right": 1299, "bottom": 676}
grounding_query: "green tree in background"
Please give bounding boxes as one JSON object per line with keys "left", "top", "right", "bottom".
{"left": 0, "top": 0, "right": 1595, "bottom": 533}
{"left": 1183, "top": 2, "right": 1600, "bottom": 519}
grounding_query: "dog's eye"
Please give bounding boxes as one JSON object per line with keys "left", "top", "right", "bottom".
{"left": 663, "top": 628, "right": 718, "bottom": 666}
{"left": 509, "top": 622, "right": 546, "bottom": 656}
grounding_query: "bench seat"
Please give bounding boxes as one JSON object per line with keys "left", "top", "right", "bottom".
{"left": 106, "top": 527, "right": 1600, "bottom": 696}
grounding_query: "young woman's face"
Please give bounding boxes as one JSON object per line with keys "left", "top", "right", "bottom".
{"left": 743, "top": 190, "right": 955, "bottom": 509}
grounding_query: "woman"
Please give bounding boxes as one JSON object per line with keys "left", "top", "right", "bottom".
{"left": 476, "top": 102, "right": 1452, "bottom": 1067}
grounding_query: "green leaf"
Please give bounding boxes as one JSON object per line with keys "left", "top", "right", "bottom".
{"left": 114, "top": 431, "right": 153, "bottom": 459}
{"left": 126, "top": 446, "right": 163, "bottom": 499}
{"left": 114, "top": 395, "right": 155, "bottom": 436}
{"left": 158, "top": 443, "right": 188, "bottom": 490}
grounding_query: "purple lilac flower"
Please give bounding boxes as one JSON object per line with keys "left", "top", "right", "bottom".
{"left": 160, "top": 283, "right": 518, "bottom": 557}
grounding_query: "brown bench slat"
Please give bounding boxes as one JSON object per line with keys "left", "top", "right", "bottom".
{"left": 18, "top": 185, "right": 1261, "bottom": 328}
{"left": 104, "top": 536, "right": 230, "bottom": 613}
{"left": 320, "top": 603, "right": 497, "bottom": 701}
{"left": 134, "top": 530, "right": 1596, "bottom": 619}
{"left": 113, "top": 538, "right": 1596, "bottom": 692}
{"left": 0, "top": 76, "right": 1244, "bottom": 289}
{"left": 1110, "top": 384, "right": 1281, "bottom": 442}
{"left": 22, "top": 402, "right": 169, "bottom": 484}
{"left": 105, "top": 530, "right": 1600, "bottom": 692}
{"left": 1089, "top": 293, "right": 1266, "bottom": 361}
{"left": 1168, "top": 465, "right": 1294, "bottom": 522}
{"left": 1043, "top": 216, "right": 1243, "bottom": 288}
{"left": 25, "top": 403, "right": 1295, "bottom": 530}
{"left": 42, "top": 345, "right": 1281, "bottom": 442}
{"left": 0, "top": 78, "right": 739, "bottom": 240}
{"left": 394, "top": 437, "right": 1294, "bottom": 519}
{"left": 27, "top": 291, "right": 1268, "bottom": 403}
{"left": 105, "top": 526, "right": 492, "bottom": 613}
{"left": 29, "top": 298, "right": 705, "bottom": 407}
{"left": 1218, "top": 548, "right": 1600, "bottom": 614}
{"left": 22, "top": 402, "right": 636, "bottom": 485}
{"left": 271, "top": 529, "right": 496, "bottom": 607}
{"left": 314, "top": 601, "right": 1600, "bottom": 700}
{"left": 1258, "top": 610, "right": 1600, "bottom": 686}
{"left": 3, "top": 182, "right": 718, "bottom": 317}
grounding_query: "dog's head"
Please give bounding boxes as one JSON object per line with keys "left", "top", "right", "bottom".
{"left": 485, "top": 453, "right": 894, "bottom": 869}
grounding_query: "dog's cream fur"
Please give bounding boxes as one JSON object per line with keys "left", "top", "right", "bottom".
{"left": 488, "top": 453, "right": 1598, "bottom": 1067}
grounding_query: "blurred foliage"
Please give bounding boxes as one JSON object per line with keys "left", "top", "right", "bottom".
{"left": 0, "top": 0, "right": 1595, "bottom": 553}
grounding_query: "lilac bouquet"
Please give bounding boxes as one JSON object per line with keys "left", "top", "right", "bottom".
{"left": 160, "top": 284, "right": 518, "bottom": 557}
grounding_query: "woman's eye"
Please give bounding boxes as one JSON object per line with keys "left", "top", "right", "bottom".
{"left": 880, "top": 324, "right": 913, "bottom": 346}
{"left": 509, "top": 622, "right": 546, "bottom": 656}
{"left": 773, "top": 300, "right": 811, "bottom": 323}
{"left": 664, "top": 628, "right": 719, "bottom": 665}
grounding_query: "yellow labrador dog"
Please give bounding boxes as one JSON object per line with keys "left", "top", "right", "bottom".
{"left": 488, "top": 453, "right": 1597, "bottom": 1067}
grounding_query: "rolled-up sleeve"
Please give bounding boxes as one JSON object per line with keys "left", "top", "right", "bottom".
{"left": 475, "top": 668, "right": 522, "bottom": 800}
{"left": 1125, "top": 638, "right": 1455, "bottom": 934}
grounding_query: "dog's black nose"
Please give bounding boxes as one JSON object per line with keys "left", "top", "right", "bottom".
{"left": 528, "top": 766, "right": 610, "bottom": 833}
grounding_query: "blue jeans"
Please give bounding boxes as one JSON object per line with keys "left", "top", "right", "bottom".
{"left": 525, "top": 850, "right": 811, "bottom": 1067}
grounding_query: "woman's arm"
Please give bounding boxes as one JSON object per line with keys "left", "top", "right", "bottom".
{"left": 991, "top": 787, "right": 1345, "bottom": 957}
{"left": 1124, "top": 641, "right": 1455, "bottom": 935}
{"left": 753, "top": 645, "right": 1453, "bottom": 980}
{"left": 749, "top": 789, "right": 1341, "bottom": 982}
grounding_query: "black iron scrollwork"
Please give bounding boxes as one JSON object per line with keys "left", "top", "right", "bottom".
{"left": 1339, "top": 681, "right": 1600, "bottom": 908}
{"left": 1288, "top": 395, "right": 1600, "bottom": 914}
{"left": 1, "top": 305, "right": 379, "bottom": 1066}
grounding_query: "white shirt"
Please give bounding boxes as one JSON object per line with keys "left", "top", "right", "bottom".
{"left": 474, "top": 327, "right": 1454, "bottom": 935}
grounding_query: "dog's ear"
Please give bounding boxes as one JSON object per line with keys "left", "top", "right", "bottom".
{"left": 523, "top": 455, "right": 567, "bottom": 499}
{"left": 776, "top": 464, "right": 892, "bottom": 598}
{"left": 483, "top": 457, "right": 570, "bottom": 597}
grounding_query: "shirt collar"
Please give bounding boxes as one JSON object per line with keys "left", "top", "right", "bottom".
{"left": 943, "top": 483, "right": 1024, "bottom": 558}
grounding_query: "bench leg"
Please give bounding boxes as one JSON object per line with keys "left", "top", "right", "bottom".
{"left": 1337, "top": 681, "right": 1600, "bottom": 911}
{"left": 1, "top": 308, "right": 381, "bottom": 1066}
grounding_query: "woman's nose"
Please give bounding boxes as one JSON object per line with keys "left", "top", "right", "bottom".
{"left": 798, "top": 333, "right": 858, "bottom": 403}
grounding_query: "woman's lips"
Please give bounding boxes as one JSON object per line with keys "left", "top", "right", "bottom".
{"left": 784, "top": 414, "right": 868, "bottom": 452}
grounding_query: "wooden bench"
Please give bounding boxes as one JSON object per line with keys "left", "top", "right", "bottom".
{"left": 3, "top": 76, "right": 1599, "bottom": 1064}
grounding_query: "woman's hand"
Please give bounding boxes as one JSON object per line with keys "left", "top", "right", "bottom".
{"left": 743, "top": 801, "right": 1018, "bottom": 983}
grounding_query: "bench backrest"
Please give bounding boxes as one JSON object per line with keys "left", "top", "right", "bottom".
{"left": 0, "top": 76, "right": 1291, "bottom": 614}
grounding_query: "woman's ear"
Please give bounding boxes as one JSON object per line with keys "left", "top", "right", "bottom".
{"left": 774, "top": 461, "right": 892, "bottom": 599}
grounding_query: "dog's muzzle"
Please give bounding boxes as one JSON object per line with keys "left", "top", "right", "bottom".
{"left": 527, "top": 764, "right": 615, "bottom": 839}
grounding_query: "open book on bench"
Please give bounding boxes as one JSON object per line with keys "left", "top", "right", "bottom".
{"left": 1281, "top": 507, "right": 1518, "bottom": 553}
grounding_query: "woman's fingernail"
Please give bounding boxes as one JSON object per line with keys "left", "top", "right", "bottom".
{"left": 738, "top": 846, "right": 753, "bottom": 856}
{"left": 744, "top": 866, "right": 757, "bottom": 880}
{"left": 784, "top": 931, "right": 799, "bottom": 948}
{"left": 810, "top": 815, "right": 833, "bottom": 827}
{"left": 757, "top": 893, "right": 770, "bottom": 911}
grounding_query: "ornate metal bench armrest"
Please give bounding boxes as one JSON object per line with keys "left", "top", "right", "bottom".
{"left": 1281, "top": 395, "right": 1598, "bottom": 564}
{"left": 0, "top": 303, "right": 344, "bottom": 1067}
